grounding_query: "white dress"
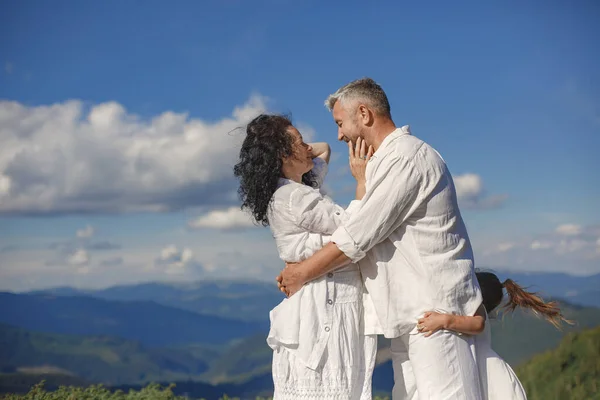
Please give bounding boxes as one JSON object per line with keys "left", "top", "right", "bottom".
{"left": 475, "top": 312, "right": 527, "bottom": 400}
{"left": 393, "top": 311, "right": 527, "bottom": 400}
{"left": 266, "top": 158, "right": 378, "bottom": 400}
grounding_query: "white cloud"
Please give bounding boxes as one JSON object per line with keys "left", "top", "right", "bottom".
{"left": 496, "top": 242, "right": 515, "bottom": 252}
{"left": 478, "top": 223, "right": 600, "bottom": 275}
{"left": 482, "top": 242, "right": 516, "bottom": 256}
{"left": 76, "top": 225, "right": 94, "bottom": 238}
{"left": 68, "top": 249, "right": 89, "bottom": 266}
{"left": 0, "top": 227, "right": 284, "bottom": 291}
{"left": 65, "top": 249, "right": 92, "bottom": 274}
{"left": 454, "top": 173, "right": 482, "bottom": 199}
{"left": 453, "top": 173, "right": 507, "bottom": 210}
{"left": 555, "top": 224, "right": 582, "bottom": 236}
{"left": 531, "top": 240, "right": 552, "bottom": 250}
{"left": 155, "top": 245, "right": 197, "bottom": 275}
{"left": 556, "top": 238, "right": 588, "bottom": 255}
{"left": 0, "top": 95, "right": 269, "bottom": 215}
{"left": 188, "top": 207, "right": 256, "bottom": 230}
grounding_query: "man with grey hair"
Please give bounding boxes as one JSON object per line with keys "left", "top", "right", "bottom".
{"left": 278, "top": 77, "right": 484, "bottom": 399}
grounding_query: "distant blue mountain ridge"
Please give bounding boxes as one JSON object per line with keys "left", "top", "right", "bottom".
{"left": 25, "top": 271, "right": 600, "bottom": 323}
{"left": 0, "top": 292, "right": 266, "bottom": 347}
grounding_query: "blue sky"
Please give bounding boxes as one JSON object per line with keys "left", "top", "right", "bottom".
{"left": 1, "top": 0, "right": 599, "bottom": 291}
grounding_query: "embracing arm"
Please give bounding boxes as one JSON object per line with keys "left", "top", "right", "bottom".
{"left": 279, "top": 154, "right": 423, "bottom": 295}
{"left": 418, "top": 305, "right": 486, "bottom": 337}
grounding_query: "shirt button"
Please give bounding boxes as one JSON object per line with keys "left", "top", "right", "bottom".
{"left": 324, "top": 327, "right": 330, "bottom": 332}
{"left": 327, "top": 273, "right": 333, "bottom": 278}
{"left": 327, "top": 299, "right": 333, "bottom": 305}
{"left": 335, "top": 211, "right": 340, "bottom": 215}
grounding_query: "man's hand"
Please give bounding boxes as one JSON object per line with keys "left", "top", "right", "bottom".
{"left": 276, "top": 261, "right": 307, "bottom": 297}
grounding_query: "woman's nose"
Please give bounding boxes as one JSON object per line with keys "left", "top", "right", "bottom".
{"left": 307, "top": 144, "right": 313, "bottom": 152}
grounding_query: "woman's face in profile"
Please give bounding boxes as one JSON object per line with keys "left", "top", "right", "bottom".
{"left": 281, "top": 126, "right": 313, "bottom": 180}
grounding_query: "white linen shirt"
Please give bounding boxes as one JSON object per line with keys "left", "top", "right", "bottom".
{"left": 331, "top": 126, "right": 483, "bottom": 339}
{"left": 266, "top": 158, "right": 378, "bottom": 370}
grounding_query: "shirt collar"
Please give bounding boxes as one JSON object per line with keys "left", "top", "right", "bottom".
{"left": 277, "top": 177, "right": 293, "bottom": 188}
{"left": 373, "top": 125, "right": 411, "bottom": 158}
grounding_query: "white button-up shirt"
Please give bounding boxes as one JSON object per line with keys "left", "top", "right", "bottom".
{"left": 331, "top": 126, "right": 483, "bottom": 338}
{"left": 266, "top": 158, "right": 376, "bottom": 370}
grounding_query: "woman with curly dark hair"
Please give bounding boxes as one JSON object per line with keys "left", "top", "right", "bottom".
{"left": 234, "top": 113, "right": 377, "bottom": 399}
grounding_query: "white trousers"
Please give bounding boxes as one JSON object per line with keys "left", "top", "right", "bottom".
{"left": 390, "top": 330, "right": 483, "bottom": 400}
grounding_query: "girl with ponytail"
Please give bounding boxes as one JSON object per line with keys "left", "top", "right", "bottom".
{"left": 415, "top": 272, "right": 573, "bottom": 399}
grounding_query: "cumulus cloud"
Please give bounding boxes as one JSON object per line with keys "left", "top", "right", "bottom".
{"left": 555, "top": 224, "right": 582, "bottom": 236}
{"left": 453, "top": 173, "right": 507, "bottom": 210}
{"left": 45, "top": 247, "right": 91, "bottom": 274}
{"left": 51, "top": 225, "right": 121, "bottom": 253}
{"left": 0, "top": 95, "right": 268, "bottom": 215}
{"left": 45, "top": 225, "right": 121, "bottom": 273}
{"left": 76, "top": 225, "right": 94, "bottom": 238}
{"left": 68, "top": 249, "right": 89, "bottom": 266}
{"left": 530, "top": 240, "right": 552, "bottom": 250}
{"left": 529, "top": 224, "right": 600, "bottom": 258}
{"left": 188, "top": 207, "right": 256, "bottom": 230}
{"left": 479, "top": 223, "right": 600, "bottom": 275}
{"left": 154, "top": 245, "right": 199, "bottom": 275}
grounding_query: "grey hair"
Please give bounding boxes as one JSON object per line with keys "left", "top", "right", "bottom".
{"left": 324, "top": 77, "right": 391, "bottom": 117}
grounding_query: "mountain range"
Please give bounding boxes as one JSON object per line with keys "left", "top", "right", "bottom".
{"left": 0, "top": 292, "right": 266, "bottom": 347}
{"left": 1, "top": 271, "right": 599, "bottom": 398}
{"left": 26, "top": 271, "right": 600, "bottom": 322}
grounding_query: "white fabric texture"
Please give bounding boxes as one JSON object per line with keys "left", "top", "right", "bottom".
{"left": 399, "top": 330, "right": 483, "bottom": 400}
{"left": 271, "top": 269, "right": 377, "bottom": 400}
{"left": 331, "top": 125, "right": 483, "bottom": 338}
{"left": 390, "top": 314, "right": 527, "bottom": 400}
{"left": 267, "top": 157, "right": 378, "bottom": 399}
{"left": 475, "top": 314, "right": 528, "bottom": 400}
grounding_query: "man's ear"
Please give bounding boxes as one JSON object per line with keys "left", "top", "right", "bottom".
{"left": 358, "top": 104, "right": 373, "bottom": 125}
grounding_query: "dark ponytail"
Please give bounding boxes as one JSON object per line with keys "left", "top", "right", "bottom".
{"left": 502, "top": 279, "right": 573, "bottom": 329}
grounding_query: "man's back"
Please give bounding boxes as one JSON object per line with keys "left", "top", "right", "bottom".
{"left": 334, "top": 127, "right": 482, "bottom": 338}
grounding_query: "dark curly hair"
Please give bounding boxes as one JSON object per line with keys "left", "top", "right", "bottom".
{"left": 233, "top": 114, "right": 318, "bottom": 226}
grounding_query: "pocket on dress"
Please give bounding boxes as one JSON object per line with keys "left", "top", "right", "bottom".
{"left": 334, "top": 270, "right": 363, "bottom": 303}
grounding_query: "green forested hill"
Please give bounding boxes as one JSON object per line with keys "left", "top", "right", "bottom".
{"left": 2, "top": 301, "right": 599, "bottom": 397}
{"left": 0, "top": 323, "right": 212, "bottom": 385}
{"left": 516, "top": 326, "right": 600, "bottom": 400}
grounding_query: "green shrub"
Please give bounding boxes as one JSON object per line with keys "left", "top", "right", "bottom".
{"left": 0, "top": 380, "right": 392, "bottom": 400}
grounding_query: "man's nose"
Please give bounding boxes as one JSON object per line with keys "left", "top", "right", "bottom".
{"left": 337, "top": 130, "right": 344, "bottom": 141}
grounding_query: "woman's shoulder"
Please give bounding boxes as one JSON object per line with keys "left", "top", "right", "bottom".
{"left": 272, "top": 180, "right": 318, "bottom": 201}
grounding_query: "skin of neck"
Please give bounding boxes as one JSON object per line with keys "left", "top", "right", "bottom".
{"left": 288, "top": 172, "right": 303, "bottom": 183}
{"left": 282, "top": 163, "right": 303, "bottom": 183}
{"left": 364, "top": 116, "right": 397, "bottom": 152}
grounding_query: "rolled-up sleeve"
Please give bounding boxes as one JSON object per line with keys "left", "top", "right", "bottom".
{"left": 344, "top": 200, "right": 362, "bottom": 216}
{"left": 331, "top": 155, "right": 423, "bottom": 262}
